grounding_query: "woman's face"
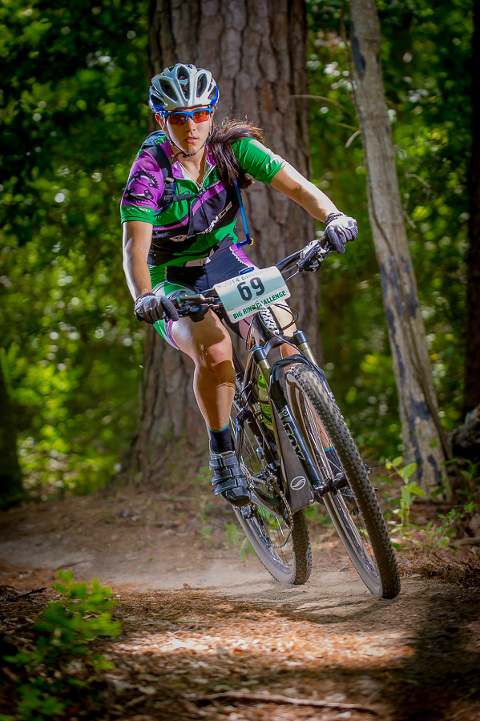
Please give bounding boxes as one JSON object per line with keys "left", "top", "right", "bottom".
{"left": 159, "top": 105, "right": 214, "bottom": 157}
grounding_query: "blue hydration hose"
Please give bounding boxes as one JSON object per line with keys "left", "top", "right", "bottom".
{"left": 233, "top": 180, "right": 254, "bottom": 248}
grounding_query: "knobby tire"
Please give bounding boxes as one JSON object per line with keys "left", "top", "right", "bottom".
{"left": 286, "top": 363, "right": 400, "bottom": 599}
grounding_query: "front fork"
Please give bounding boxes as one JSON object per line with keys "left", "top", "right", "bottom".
{"left": 251, "top": 333, "right": 340, "bottom": 507}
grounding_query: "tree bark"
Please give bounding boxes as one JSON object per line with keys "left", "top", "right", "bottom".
{"left": 127, "top": 0, "right": 317, "bottom": 484}
{"left": 449, "top": 404, "right": 480, "bottom": 464}
{"left": 464, "top": 1, "right": 480, "bottom": 414}
{"left": 0, "top": 359, "right": 23, "bottom": 508}
{"left": 349, "top": 0, "right": 449, "bottom": 496}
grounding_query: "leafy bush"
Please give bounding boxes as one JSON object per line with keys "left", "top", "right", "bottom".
{"left": 1, "top": 570, "right": 121, "bottom": 721}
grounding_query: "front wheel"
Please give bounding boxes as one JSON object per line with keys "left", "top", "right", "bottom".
{"left": 286, "top": 364, "right": 400, "bottom": 599}
{"left": 230, "top": 381, "right": 312, "bottom": 585}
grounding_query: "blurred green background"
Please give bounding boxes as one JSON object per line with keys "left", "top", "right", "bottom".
{"left": 0, "top": 0, "right": 472, "bottom": 499}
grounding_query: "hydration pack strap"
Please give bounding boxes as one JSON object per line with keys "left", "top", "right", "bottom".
{"left": 141, "top": 133, "right": 199, "bottom": 211}
{"left": 233, "top": 180, "right": 254, "bottom": 248}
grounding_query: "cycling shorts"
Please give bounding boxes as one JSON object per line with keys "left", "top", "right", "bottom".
{"left": 149, "top": 241, "right": 258, "bottom": 348}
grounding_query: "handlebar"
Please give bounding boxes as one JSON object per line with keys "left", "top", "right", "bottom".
{"left": 172, "top": 236, "right": 333, "bottom": 319}
{"left": 277, "top": 236, "right": 333, "bottom": 272}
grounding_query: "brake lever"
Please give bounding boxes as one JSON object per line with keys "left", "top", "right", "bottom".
{"left": 298, "top": 239, "right": 334, "bottom": 271}
{"left": 298, "top": 240, "right": 322, "bottom": 272}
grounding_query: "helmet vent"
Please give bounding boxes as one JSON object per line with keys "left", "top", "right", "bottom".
{"left": 196, "top": 74, "right": 207, "bottom": 96}
{"left": 159, "top": 79, "right": 176, "bottom": 101}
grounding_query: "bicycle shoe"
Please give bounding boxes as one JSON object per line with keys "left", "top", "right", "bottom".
{"left": 209, "top": 450, "right": 251, "bottom": 508}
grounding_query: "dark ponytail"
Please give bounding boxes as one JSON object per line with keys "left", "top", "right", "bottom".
{"left": 209, "top": 119, "right": 264, "bottom": 190}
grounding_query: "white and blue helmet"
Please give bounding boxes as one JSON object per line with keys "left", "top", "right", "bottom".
{"left": 149, "top": 63, "right": 219, "bottom": 112}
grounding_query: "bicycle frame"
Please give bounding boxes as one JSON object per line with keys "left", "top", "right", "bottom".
{"left": 232, "top": 310, "right": 341, "bottom": 513}
{"left": 171, "top": 240, "right": 401, "bottom": 597}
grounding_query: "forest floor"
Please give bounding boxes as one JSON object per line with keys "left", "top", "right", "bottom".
{"left": 1, "top": 479, "right": 480, "bottom": 721}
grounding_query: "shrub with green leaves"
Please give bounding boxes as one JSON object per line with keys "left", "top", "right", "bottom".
{"left": 1, "top": 569, "right": 121, "bottom": 721}
{"left": 387, "top": 456, "right": 423, "bottom": 528}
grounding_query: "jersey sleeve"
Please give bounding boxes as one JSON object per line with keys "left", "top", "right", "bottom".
{"left": 120, "top": 148, "right": 166, "bottom": 225}
{"left": 232, "top": 137, "right": 286, "bottom": 184}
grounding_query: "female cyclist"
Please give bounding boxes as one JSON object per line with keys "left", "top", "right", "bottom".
{"left": 121, "top": 63, "right": 357, "bottom": 508}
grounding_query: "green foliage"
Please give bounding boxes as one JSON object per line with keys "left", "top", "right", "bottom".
{"left": 0, "top": 0, "right": 474, "bottom": 498}
{"left": 240, "top": 536, "right": 256, "bottom": 562}
{"left": 3, "top": 570, "right": 121, "bottom": 721}
{"left": 380, "top": 455, "right": 478, "bottom": 550}
{"left": 0, "top": 0, "right": 149, "bottom": 497}
{"left": 199, "top": 518, "right": 213, "bottom": 541}
{"left": 423, "top": 507, "right": 464, "bottom": 548}
{"left": 376, "top": 456, "right": 420, "bottom": 548}
{"left": 225, "top": 521, "right": 240, "bottom": 547}
{"left": 453, "top": 458, "right": 480, "bottom": 503}
{"left": 393, "top": 501, "right": 474, "bottom": 551}
{"left": 306, "top": 0, "right": 473, "bottom": 457}
{"left": 304, "top": 504, "right": 320, "bottom": 521}
{"left": 223, "top": 521, "right": 256, "bottom": 560}
{"left": 385, "top": 456, "right": 423, "bottom": 530}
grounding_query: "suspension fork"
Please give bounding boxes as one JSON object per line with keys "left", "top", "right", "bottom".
{"left": 233, "top": 316, "right": 336, "bottom": 501}
{"left": 251, "top": 349, "right": 338, "bottom": 499}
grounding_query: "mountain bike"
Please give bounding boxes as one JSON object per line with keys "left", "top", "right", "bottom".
{"left": 172, "top": 237, "right": 400, "bottom": 599}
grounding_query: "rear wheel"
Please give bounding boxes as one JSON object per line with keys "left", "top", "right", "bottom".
{"left": 286, "top": 363, "right": 400, "bottom": 599}
{"left": 230, "top": 379, "right": 312, "bottom": 584}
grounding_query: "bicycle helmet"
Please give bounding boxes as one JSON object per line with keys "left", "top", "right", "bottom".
{"left": 149, "top": 63, "right": 219, "bottom": 112}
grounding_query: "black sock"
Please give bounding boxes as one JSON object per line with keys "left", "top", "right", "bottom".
{"left": 208, "top": 424, "right": 234, "bottom": 454}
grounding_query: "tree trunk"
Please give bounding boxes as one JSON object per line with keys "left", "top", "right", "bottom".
{"left": 349, "top": 0, "right": 449, "bottom": 496}
{"left": 127, "top": 0, "right": 317, "bottom": 484}
{"left": 464, "top": 1, "right": 480, "bottom": 414}
{"left": 0, "top": 358, "right": 23, "bottom": 508}
{"left": 449, "top": 404, "right": 480, "bottom": 464}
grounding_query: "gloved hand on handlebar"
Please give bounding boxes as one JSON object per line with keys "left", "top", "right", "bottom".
{"left": 134, "top": 293, "right": 180, "bottom": 324}
{"left": 325, "top": 212, "right": 358, "bottom": 254}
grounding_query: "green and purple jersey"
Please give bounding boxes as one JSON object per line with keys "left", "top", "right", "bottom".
{"left": 120, "top": 133, "right": 285, "bottom": 267}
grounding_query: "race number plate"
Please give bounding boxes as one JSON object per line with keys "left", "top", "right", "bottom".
{"left": 214, "top": 266, "right": 290, "bottom": 323}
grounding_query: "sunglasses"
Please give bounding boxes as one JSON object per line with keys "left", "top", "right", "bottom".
{"left": 164, "top": 107, "right": 214, "bottom": 126}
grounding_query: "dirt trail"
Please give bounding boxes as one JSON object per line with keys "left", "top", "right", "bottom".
{"left": 1, "top": 488, "right": 480, "bottom": 720}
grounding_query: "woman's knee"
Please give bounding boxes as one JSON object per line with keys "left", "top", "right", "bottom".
{"left": 173, "top": 313, "right": 229, "bottom": 355}
{"left": 198, "top": 335, "right": 233, "bottom": 376}
{"left": 175, "top": 318, "right": 232, "bottom": 371}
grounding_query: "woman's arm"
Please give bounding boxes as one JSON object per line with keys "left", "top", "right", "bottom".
{"left": 270, "top": 162, "right": 339, "bottom": 222}
{"left": 122, "top": 220, "right": 154, "bottom": 300}
{"left": 122, "top": 220, "right": 179, "bottom": 324}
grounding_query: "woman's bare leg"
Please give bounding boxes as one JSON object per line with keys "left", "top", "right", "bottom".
{"left": 172, "top": 310, "right": 250, "bottom": 506}
{"left": 171, "top": 310, "right": 235, "bottom": 430}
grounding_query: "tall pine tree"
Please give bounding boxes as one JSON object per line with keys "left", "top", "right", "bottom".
{"left": 126, "top": 0, "right": 318, "bottom": 482}
{"left": 349, "top": 0, "right": 449, "bottom": 495}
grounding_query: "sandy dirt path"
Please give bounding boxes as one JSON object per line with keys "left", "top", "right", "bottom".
{"left": 1, "top": 489, "right": 480, "bottom": 720}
